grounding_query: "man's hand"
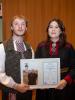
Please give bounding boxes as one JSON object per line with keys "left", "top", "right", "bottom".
{"left": 14, "top": 83, "right": 30, "bottom": 93}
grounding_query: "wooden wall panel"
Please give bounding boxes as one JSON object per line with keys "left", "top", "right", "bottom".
{"left": 2, "top": 0, "right": 75, "bottom": 50}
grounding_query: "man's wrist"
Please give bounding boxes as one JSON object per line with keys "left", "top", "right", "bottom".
{"left": 13, "top": 83, "right": 18, "bottom": 90}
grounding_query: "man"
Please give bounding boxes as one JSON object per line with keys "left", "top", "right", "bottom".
{"left": 0, "top": 15, "right": 34, "bottom": 100}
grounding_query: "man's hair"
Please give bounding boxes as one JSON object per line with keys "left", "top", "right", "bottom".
{"left": 10, "top": 15, "right": 28, "bottom": 27}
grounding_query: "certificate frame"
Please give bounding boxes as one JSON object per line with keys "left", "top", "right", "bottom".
{"left": 0, "top": 3, "right": 2, "bottom": 17}
{"left": 20, "top": 58, "right": 60, "bottom": 89}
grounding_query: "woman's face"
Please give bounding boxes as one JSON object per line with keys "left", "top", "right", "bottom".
{"left": 48, "top": 21, "right": 61, "bottom": 39}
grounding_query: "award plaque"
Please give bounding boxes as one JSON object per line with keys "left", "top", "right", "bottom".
{"left": 20, "top": 58, "right": 60, "bottom": 89}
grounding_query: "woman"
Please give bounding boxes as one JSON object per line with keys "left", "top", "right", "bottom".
{"left": 35, "top": 18, "right": 75, "bottom": 100}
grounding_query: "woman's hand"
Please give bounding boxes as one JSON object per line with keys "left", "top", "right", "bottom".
{"left": 55, "top": 79, "right": 67, "bottom": 90}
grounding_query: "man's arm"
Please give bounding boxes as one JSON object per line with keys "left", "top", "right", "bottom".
{"left": 0, "top": 43, "right": 29, "bottom": 93}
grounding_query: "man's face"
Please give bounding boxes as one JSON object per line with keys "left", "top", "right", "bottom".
{"left": 11, "top": 18, "right": 27, "bottom": 36}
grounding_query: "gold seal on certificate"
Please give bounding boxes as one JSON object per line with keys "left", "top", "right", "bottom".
{"left": 20, "top": 58, "right": 60, "bottom": 89}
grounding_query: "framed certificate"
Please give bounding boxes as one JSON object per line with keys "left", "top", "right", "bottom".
{"left": 20, "top": 58, "right": 60, "bottom": 89}
{"left": 0, "top": 3, "right": 2, "bottom": 17}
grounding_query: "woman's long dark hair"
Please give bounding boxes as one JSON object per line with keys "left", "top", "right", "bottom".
{"left": 46, "top": 18, "right": 66, "bottom": 47}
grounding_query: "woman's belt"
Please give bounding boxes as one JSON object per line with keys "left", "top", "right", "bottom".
{"left": 61, "top": 67, "right": 69, "bottom": 74}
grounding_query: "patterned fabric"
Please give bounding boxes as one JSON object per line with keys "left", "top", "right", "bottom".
{"left": 9, "top": 92, "right": 16, "bottom": 100}
{"left": 51, "top": 42, "right": 56, "bottom": 55}
{"left": 16, "top": 42, "right": 25, "bottom": 53}
{"left": 35, "top": 41, "right": 75, "bottom": 100}
{"left": 3, "top": 38, "right": 32, "bottom": 100}
{"left": 49, "top": 41, "right": 58, "bottom": 57}
{"left": 4, "top": 38, "right": 32, "bottom": 83}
